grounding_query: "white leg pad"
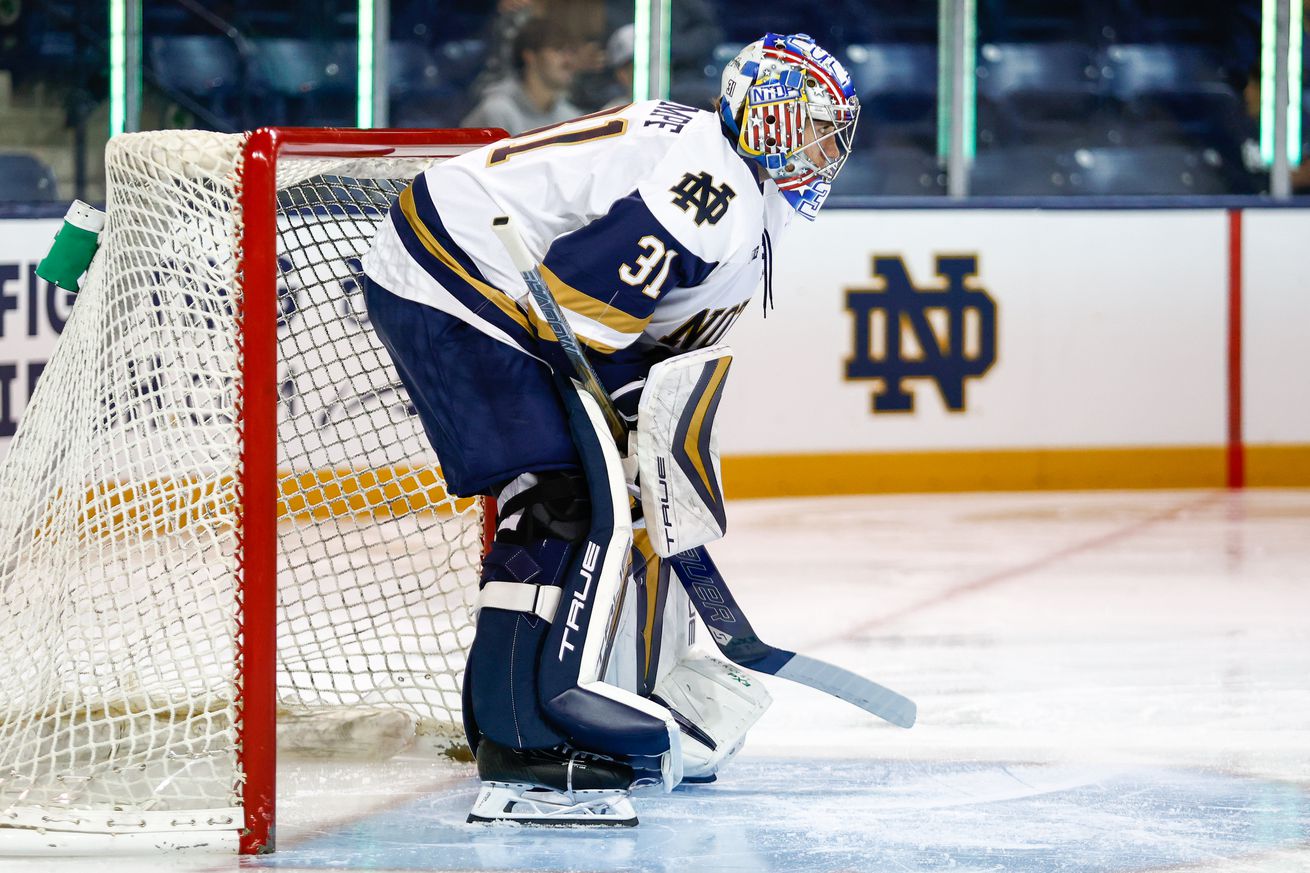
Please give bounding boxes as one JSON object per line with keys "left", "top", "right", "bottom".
{"left": 653, "top": 650, "right": 772, "bottom": 780}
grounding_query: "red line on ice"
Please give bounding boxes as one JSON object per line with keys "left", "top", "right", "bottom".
{"left": 820, "top": 491, "right": 1224, "bottom": 645}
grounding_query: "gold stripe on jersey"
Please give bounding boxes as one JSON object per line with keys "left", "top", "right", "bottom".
{"left": 398, "top": 186, "right": 543, "bottom": 340}
{"left": 486, "top": 105, "right": 630, "bottom": 166}
{"left": 538, "top": 263, "right": 654, "bottom": 339}
{"left": 400, "top": 187, "right": 624, "bottom": 355}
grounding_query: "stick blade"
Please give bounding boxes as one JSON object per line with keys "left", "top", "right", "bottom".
{"left": 774, "top": 654, "right": 917, "bottom": 728}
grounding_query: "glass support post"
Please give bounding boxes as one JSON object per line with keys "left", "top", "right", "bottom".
{"left": 940, "top": 0, "right": 975, "bottom": 198}
{"left": 360, "top": 0, "right": 389, "bottom": 128}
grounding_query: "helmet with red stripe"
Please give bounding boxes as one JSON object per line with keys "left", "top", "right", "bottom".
{"left": 719, "top": 33, "right": 860, "bottom": 219}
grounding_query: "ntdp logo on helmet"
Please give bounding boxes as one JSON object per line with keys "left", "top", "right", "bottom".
{"left": 844, "top": 255, "right": 998, "bottom": 414}
{"left": 719, "top": 33, "right": 860, "bottom": 221}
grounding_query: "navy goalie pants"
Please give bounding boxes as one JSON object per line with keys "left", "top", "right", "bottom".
{"left": 361, "top": 275, "right": 581, "bottom": 497}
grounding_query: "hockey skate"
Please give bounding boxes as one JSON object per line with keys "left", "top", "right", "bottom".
{"left": 467, "top": 738, "right": 639, "bottom": 826}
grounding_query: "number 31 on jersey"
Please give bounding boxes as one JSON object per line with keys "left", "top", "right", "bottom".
{"left": 619, "top": 235, "right": 678, "bottom": 299}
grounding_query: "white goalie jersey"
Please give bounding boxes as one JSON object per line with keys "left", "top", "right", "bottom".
{"left": 362, "top": 100, "right": 795, "bottom": 360}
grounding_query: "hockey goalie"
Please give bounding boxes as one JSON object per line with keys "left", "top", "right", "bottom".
{"left": 360, "top": 33, "right": 860, "bottom": 825}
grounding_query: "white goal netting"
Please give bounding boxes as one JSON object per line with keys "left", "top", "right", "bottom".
{"left": 0, "top": 130, "right": 484, "bottom": 836}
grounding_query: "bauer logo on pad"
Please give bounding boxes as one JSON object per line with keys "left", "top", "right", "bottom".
{"left": 845, "top": 254, "right": 998, "bottom": 413}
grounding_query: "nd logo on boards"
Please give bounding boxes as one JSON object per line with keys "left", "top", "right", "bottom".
{"left": 845, "top": 255, "right": 998, "bottom": 413}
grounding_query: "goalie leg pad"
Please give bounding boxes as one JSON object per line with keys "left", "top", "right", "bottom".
{"left": 464, "top": 471, "right": 588, "bottom": 751}
{"left": 604, "top": 526, "right": 690, "bottom": 697}
{"left": 652, "top": 650, "right": 772, "bottom": 781}
{"left": 536, "top": 384, "right": 682, "bottom": 787}
{"left": 635, "top": 346, "right": 733, "bottom": 557}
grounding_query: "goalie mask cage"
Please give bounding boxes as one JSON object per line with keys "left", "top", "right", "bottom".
{"left": 0, "top": 128, "right": 503, "bottom": 854}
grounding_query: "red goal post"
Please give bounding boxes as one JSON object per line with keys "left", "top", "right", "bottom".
{"left": 0, "top": 128, "right": 503, "bottom": 855}
{"left": 237, "top": 128, "right": 505, "bottom": 853}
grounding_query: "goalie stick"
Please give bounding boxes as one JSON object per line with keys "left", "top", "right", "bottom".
{"left": 666, "top": 547, "right": 915, "bottom": 728}
{"left": 490, "top": 215, "right": 916, "bottom": 730}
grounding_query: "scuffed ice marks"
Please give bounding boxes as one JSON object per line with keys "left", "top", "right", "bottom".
{"left": 246, "top": 758, "right": 1310, "bottom": 873}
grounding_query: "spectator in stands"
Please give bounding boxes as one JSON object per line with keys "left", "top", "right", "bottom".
{"left": 600, "top": 23, "right": 633, "bottom": 109}
{"left": 469, "top": 0, "right": 606, "bottom": 109}
{"left": 461, "top": 16, "right": 582, "bottom": 134}
{"left": 467, "top": 0, "right": 539, "bottom": 103}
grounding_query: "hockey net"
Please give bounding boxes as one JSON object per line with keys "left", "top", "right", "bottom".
{"left": 0, "top": 128, "right": 501, "bottom": 852}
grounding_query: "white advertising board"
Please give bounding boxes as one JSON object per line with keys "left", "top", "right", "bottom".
{"left": 718, "top": 209, "right": 1229, "bottom": 454}
{"left": 1240, "top": 210, "right": 1310, "bottom": 445}
{"left": 0, "top": 208, "right": 1304, "bottom": 489}
{"left": 0, "top": 220, "right": 73, "bottom": 452}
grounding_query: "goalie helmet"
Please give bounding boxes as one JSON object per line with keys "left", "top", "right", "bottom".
{"left": 718, "top": 33, "right": 860, "bottom": 219}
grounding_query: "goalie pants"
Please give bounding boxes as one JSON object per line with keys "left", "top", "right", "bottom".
{"left": 362, "top": 275, "right": 579, "bottom": 497}
{"left": 362, "top": 276, "right": 666, "bottom": 498}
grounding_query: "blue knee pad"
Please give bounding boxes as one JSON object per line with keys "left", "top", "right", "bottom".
{"left": 465, "top": 540, "right": 576, "bottom": 750}
{"left": 463, "top": 471, "right": 589, "bottom": 751}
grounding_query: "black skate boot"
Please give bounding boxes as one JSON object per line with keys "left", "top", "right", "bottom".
{"left": 466, "top": 738, "right": 638, "bottom": 826}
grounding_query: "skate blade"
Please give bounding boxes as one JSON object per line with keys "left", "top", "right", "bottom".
{"left": 466, "top": 783, "right": 638, "bottom": 827}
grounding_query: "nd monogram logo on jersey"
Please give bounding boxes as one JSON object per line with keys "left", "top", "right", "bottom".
{"left": 670, "top": 172, "right": 736, "bottom": 226}
{"left": 845, "top": 255, "right": 998, "bottom": 413}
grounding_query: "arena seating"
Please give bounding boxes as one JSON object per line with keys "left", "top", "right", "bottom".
{"left": 976, "top": 42, "right": 1102, "bottom": 147}
{"left": 842, "top": 43, "right": 937, "bottom": 149}
{"left": 1062, "top": 144, "right": 1230, "bottom": 194}
{"left": 840, "top": 146, "right": 947, "bottom": 197}
{"left": 0, "top": 0, "right": 1302, "bottom": 201}
{"left": 0, "top": 153, "right": 60, "bottom": 201}
{"left": 1102, "top": 44, "right": 1251, "bottom": 147}
{"left": 970, "top": 145, "right": 1071, "bottom": 196}
{"left": 147, "top": 36, "right": 242, "bottom": 125}
{"left": 247, "top": 38, "right": 356, "bottom": 126}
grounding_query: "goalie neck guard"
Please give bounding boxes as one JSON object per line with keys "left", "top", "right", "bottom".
{"left": 718, "top": 33, "right": 860, "bottom": 220}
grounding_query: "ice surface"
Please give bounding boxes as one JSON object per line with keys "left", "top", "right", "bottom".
{"left": 1, "top": 489, "right": 1306, "bottom": 872}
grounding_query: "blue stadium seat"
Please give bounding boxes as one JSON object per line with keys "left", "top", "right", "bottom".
{"left": 148, "top": 36, "right": 241, "bottom": 101}
{"left": 249, "top": 38, "right": 359, "bottom": 125}
{"left": 386, "top": 41, "right": 470, "bottom": 129}
{"left": 21, "top": 2, "right": 78, "bottom": 83}
{"left": 976, "top": 42, "right": 1102, "bottom": 146}
{"left": 1103, "top": 44, "right": 1250, "bottom": 150}
{"left": 250, "top": 38, "right": 328, "bottom": 97}
{"left": 387, "top": 41, "right": 442, "bottom": 100}
{"left": 437, "top": 39, "right": 487, "bottom": 91}
{"left": 0, "top": 153, "right": 60, "bottom": 201}
{"left": 970, "top": 146, "right": 1072, "bottom": 196}
{"left": 1104, "top": 44, "right": 1227, "bottom": 96}
{"left": 978, "top": 0, "right": 1100, "bottom": 42}
{"left": 315, "top": 41, "right": 360, "bottom": 125}
{"left": 844, "top": 44, "right": 937, "bottom": 148}
{"left": 1064, "top": 145, "right": 1229, "bottom": 194}
{"left": 837, "top": 146, "right": 945, "bottom": 196}
{"left": 321, "top": 41, "right": 359, "bottom": 95}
